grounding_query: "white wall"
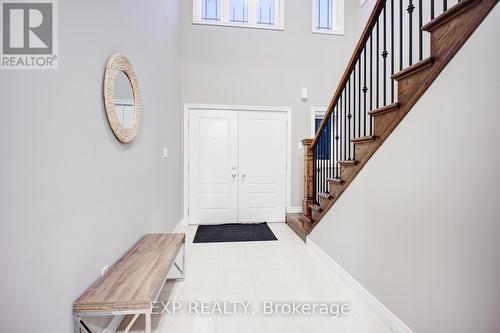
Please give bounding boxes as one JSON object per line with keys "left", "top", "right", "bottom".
{"left": 180, "top": 0, "right": 358, "bottom": 209}
{"left": 0, "top": 0, "right": 181, "bottom": 331}
{"left": 310, "top": 4, "right": 500, "bottom": 333}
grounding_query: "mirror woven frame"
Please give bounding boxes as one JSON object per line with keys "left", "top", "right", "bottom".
{"left": 104, "top": 53, "right": 142, "bottom": 143}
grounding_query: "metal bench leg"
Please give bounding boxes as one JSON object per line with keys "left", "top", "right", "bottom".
{"left": 173, "top": 243, "right": 186, "bottom": 281}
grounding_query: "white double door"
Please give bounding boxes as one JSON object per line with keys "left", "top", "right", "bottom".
{"left": 189, "top": 109, "right": 287, "bottom": 225}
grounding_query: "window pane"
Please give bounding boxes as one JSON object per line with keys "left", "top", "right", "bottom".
{"left": 230, "top": 0, "right": 249, "bottom": 23}
{"left": 315, "top": 116, "right": 331, "bottom": 160}
{"left": 316, "top": 0, "right": 333, "bottom": 30}
{"left": 202, "top": 0, "right": 221, "bottom": 21}
{"left": 257, "top": 0, "right": 275, "bottom": 25}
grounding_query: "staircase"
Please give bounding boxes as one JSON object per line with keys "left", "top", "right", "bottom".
{"left": 287, "top": 0, "right": 498, "bottom": 241}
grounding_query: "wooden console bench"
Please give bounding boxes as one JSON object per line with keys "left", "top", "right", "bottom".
{"left": 73, "top": 233, "right": 186, "bottom": 333}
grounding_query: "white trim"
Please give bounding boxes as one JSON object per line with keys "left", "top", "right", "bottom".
{"left": 310, "top": 106, "right": 327, "bottom": 137}
{"left": 311, "top": 0, "right": 345, "bottom": 35}
{"left": 286, "top": 206, "right": 302, "bottom": 214}
{"left": 183, "top": 103, "right": 292, "bottom": 225}
{"left": 192, "top": 0, "right": 285, "bottom": 31}
{"left": 173, "top": 220, "right": 186, "bottom": 232}
{"left": 307, "top": 239, "right": 415, "bottom": 333}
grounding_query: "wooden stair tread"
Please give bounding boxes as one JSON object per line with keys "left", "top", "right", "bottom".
{"left": 368, "top": 102, "right": 401, "bottom": 117}
{"left": 392, "top": 57, "right": 434, "bottom": 81}
{"left": 351, "top": 135, "right": 376, "bottom": 144}
{"left": 309, "top": 204, "right": 322, "bottom": 212}
{"left": 338, "top": 160, "right": 358, "bottom": 166}
{"left": 318, "top": 192, "right": 332, "bottom": 199}
{"left": 327, "top": 178, "right": 344, "bottom": 185}
{"left": 285, "top": 213, "right": 308, "bottom": 242}
{"left": 422, "top": 0, "right": 482, "bottom": 32}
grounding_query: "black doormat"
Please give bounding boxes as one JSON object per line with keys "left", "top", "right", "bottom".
{"left": 193, "top": 223, "right": 278, "bottom": 243}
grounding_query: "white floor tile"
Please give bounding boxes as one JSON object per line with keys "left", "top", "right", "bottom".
{"left": 216, "top": 315, "right": 266, "bottom": 333}
{"left": 218, "top": 258, "right": 253, "bottom": 289}
{"left": 262, "top": 316, "right": 315, "bottom": 333}
{"left": 218, "top": 243, "right": 246, "bottom": 259}
{"left": 191, "top": 243, "right": 219, "bottom": 260}
{"left": 152, "top": 223, "right": 393, "bottom": 333}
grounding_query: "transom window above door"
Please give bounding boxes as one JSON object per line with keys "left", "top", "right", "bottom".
{"left": 312, "top": 0, "right": 344, "bottom": 35}
{"left": 193, "top": 0, "right": 284, "bottom": 30}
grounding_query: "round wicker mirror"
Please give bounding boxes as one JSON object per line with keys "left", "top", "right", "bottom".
{"left": 104, "top": 54, "right": 142, "bottom": 143}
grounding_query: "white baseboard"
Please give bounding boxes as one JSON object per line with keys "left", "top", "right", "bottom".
{"left": 173, "top": 219, "right": 186, "bottom": 232}
{"left": 287, "top": 206, "right": 302, "bottom": 214}
{"left": 307, "top": 239, "right": 414, "bottom": 333}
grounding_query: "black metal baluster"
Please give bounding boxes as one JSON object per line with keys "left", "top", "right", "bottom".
{"left": 431, "top": 0, "right": 435, "bottom": 19}
{"left": 337, "top": 96, "right": 341, "bottom": 178}
{"left": 333, "top": 107, "right": 336, "bottom": 178}
{"left": 317, "top": 138, "right": 321, "bottom": 197}
{"left": 319, "top": 133, "right": 323, "bottom": 195}
{"left": 370, "top": 33, "right": 373, "bottom": 135}
{"left": 443, "top": 0, "right": 447, "bottom": 12}
{"left": 376, "top": 19, "right": 380, "bottom": 109}
{"left": 343, "top": 87, "right": 347, "bottom": 161}
{"left": 419, "top": 0, "right": 423, "bottom": 61}
{"left": 383, "top": 2, "right": 388, "bottom": 106}
{"left": 408, "top": 0, "right": 415, "bottom": 66}
{"left": 313, "top": 146, "right": 317, "bottom": 202}
{"left": 318, "top": 136, "right": 321, "bottom": 196}
{"left": 400, "top": 0, "right": 403, "bottom": 71}
{"left": 358, "top": 58, "right": 362, "bottom": 137}
{"left": 363, "top": 46, "right": 368, "bottom": 136}
{"left": 391, "top": 0, "right": 395, "bottom": 103}
{"left": 354, "top": 65, "right": 357, "bottom": 141}
{"left": 324, "top": 124, "right": 328, "bottom": 193}
{"left": 321, "top": 131, "right": 325, "bottom": 194}
{"left": 348, "top": 77, "right": 352, "bottom": 160}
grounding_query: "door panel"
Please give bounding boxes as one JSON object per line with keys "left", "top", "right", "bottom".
{"left": 189, "top": 110, "right": 238, "bottom": 224}
{"left": 238, "top": 111, "right": 287, "bottom": 222}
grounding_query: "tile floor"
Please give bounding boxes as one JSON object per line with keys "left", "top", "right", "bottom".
{"left": 126, "top": 223, "right": 393, "bottom": 333}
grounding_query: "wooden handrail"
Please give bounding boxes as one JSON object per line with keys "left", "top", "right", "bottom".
{"left": 312, "top": 0, "right": 386, "bottom": 148}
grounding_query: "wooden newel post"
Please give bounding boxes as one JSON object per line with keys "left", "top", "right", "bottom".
{"left": 302, "top": 139, "right": 314, "bottom": 219}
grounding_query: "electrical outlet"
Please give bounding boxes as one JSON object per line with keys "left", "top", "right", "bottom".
{"left": 163, "top": 147, "right": 168, "bottom": 159}
{"left": 101, "top": 265, "right": 109, "bottom": 277}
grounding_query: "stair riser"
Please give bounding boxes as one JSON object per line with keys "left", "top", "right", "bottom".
{"left": 397, "top": 68, "right": 432, "bottom": 103}
{"left": 327, "top": 182, "right": 342, "bottom": 197}
{"left": 311, "top": 208, "right": 321, "bottom": 222}
{"left": 429, "top": 2, "right": 482, "bottom": 56}
{"left": 373, "top": 112, "right": 399, "bottom": 138}
{"left": 340, "top": 165, "right": 357, "bottom": 180}
{"left": 285, "top": 214, "right": 308, "bottom": 242}
{"left": 303, "top": 216, "right": 313, "bottom": 232}
{"left": 353, "top": 141, "right": 377, "bottom": 161}
{"left": 319, "top": 195, "right": 331, "bottom": 211}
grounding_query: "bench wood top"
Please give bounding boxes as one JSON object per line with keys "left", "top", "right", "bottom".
{"left": 73, "top": 233, "right": 185, "bottom": 313}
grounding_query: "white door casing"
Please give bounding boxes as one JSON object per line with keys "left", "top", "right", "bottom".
{"left": 185, "top": 105, "right": 291, "bottom": 225}
{"left": 238, "top": 111, "right": 287, "bottom": 222}
{"left": 188, "top": 110, "right": 238, "bottom": 224}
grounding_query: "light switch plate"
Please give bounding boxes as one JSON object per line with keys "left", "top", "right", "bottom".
{"left": 301, "top": 87, "right": 308, "bottom": 100}
{"left": 163, "top": 148, "right": 168, "bottom": 159}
